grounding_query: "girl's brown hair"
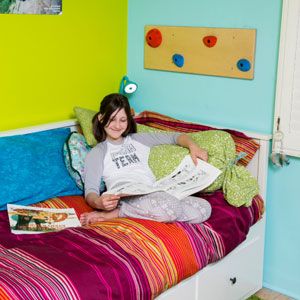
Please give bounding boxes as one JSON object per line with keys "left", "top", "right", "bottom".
{"left": 92, "top": 93, "right": 137, "bottom": 142}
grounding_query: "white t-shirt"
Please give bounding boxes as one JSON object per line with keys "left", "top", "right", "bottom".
{"left": 84, "top": 132, "right": 180, "bottom": 196}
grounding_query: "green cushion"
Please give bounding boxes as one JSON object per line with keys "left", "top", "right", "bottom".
{"left": 138, "top": 125, "right": 259, "bottom": 206}
{"left": 223, "top": 165, "right": 259, "bottom": 207}
{"left": 146, "top": 130, "right": 235, "bottom": 193}
{"left": 74, "top": 106, "right": 98, "bottom": 147}
{"left": 137, "top": 124, "right": 164, "bottom": 133}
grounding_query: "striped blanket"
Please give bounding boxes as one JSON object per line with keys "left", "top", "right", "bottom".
{"left": 0, "top": 192, "right": 264, "bottom": 300}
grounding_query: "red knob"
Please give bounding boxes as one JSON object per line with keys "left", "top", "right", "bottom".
{"left": 146, "top": 28, "right": 162, "bottom": 48}
{"left": 203, "top": 35, "right": 217, "bottom": 48}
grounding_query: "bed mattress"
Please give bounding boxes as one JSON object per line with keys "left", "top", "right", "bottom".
{"left": 0, "top": 191, "right": 264, "bottom": 300}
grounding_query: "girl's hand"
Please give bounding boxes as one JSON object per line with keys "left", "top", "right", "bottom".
{"left": 96, "top": 194, "right": 120, "bottom": 211}
{"left": 176, "top": 134, "right": 208, "bottom": 165}
{"left": 189, "top": 143, "right": 208, "bottom": 165}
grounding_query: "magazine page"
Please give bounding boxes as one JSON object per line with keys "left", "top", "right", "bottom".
{"left": 153, "top": 155, "right": 222, "bottom": 200}
{"left": 7, "top": 204, "right": 81, "bottom": 234}
{"left": 104, "top": 155, "right": 221, "bottom": 200}
{"left": 104, "top": 182, "right": 159, "bottom": 197}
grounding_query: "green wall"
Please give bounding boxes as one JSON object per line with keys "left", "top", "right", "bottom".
{"left": 0, "top": 0, "right": 127, "bottom": 131}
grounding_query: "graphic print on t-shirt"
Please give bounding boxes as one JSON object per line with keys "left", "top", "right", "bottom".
{"left": 110, "top": 143, "right": 141, "bottom": 169}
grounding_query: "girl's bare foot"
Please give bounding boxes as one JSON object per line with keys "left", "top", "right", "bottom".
{"left": 80, "top": 208, "right": 120, "bottom": 225}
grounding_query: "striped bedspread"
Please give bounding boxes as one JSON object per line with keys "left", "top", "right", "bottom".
{"left": 0, "top": 192, "right": 264, "bottom": 300}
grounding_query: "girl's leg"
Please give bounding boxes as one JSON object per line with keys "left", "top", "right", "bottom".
{"left": 178, "top": 196, "right": 212, "bottom": 224}
{"left": 119, "top": 191, "right": 183, "bottom": 223}
{"left": 120, "top": 192, "right": 211, "bottom": 223}
{"left": 80, "top": 192, "right": 179, "bottom": 225}
{"left": 80, "top": 193, "right": 211, "bottom": 225}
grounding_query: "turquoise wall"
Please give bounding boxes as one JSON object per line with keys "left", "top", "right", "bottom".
{"left": 128, "top": 0, "right": 300, "bottom": 298}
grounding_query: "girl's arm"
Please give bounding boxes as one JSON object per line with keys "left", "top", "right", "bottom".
{"left": 176, "top": 134, "right": 208, "bottom": 164}
{"left": 133, "top": 132, "right": 208, "bottom": 164}
{"left": 84, "top": 144, "right": 119, "bottom": 211}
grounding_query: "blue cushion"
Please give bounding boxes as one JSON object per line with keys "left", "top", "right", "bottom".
{"left": 63, "top": 131, "right": 106, "bottom": 193}
{"left": 63, "top": 132, "right": 91, "bottom": 190}
{"left": 0, "top": 128, "right": 82, "bottom": 210}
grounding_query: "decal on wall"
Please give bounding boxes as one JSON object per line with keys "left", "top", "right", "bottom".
{"left": 144, "top": 25, "right": 256, "bottom": 79}
{"left": 0, "top": 0, "right": 62, "bottom": 15}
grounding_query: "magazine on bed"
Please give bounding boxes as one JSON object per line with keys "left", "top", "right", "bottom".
{"left": 105, "top": 155, "right": 221, "bottom": 200}
{"left": 7, "top": 204, "right": 81, "bottom": 234}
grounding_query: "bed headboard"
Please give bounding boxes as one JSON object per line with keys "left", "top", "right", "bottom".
{"left": 0, "top": 119, "right": 271, "bottom": 200}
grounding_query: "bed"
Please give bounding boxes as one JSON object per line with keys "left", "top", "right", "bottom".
{"left": 0, "top": 111, "right": 271, "bottom": 300}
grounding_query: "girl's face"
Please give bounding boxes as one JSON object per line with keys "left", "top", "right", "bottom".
{"left": 103, "top": 108, "right": 128, "bottom": 141}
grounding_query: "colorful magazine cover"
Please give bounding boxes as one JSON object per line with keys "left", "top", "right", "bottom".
{"left": 7, "top": 204, "right": 80, "bottom": 234}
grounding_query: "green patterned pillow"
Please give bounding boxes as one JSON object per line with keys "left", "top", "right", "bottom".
{"left": 137, "top": 123, "right": 164, "bottom": 133}
{"left": 223, "top": 165, "right": 259, "bottom": 207}
{"left": 138, "top": 125, "right": 259, "bottom": 206}
{"left": 74, "top": 106, "right": 98, "bottom": 147}
{"left": 147, "top": 130, "right": 236, "bottom": 193}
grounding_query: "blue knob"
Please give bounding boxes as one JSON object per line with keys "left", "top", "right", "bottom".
{"left": 237, "top": 59, "right": 251, "bottom": 72}
{"left": 172, "top": 54, "right": 184, "bottom": 68}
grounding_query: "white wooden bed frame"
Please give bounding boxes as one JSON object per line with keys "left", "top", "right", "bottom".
{"left": 0, "top": 120, "right": 271, "bottom": 300}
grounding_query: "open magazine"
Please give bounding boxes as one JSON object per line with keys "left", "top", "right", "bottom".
{"left": 7, "top": 204, "right": 81, "bottom": 234}
{"left": 105, "top": 155, "right": 222, "bottom": 200}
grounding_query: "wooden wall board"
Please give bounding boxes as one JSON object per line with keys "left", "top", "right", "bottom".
{"left": 144, "top": 25, "right": 256, "bottom": 79}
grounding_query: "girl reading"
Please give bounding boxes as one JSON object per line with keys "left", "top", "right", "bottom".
{"left": 80, "top": 93, "right": 211, "bottom": 225}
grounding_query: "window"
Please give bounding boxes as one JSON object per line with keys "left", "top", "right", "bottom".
{"left": 273, "top": 0, "right": 300, "bottom": 159}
